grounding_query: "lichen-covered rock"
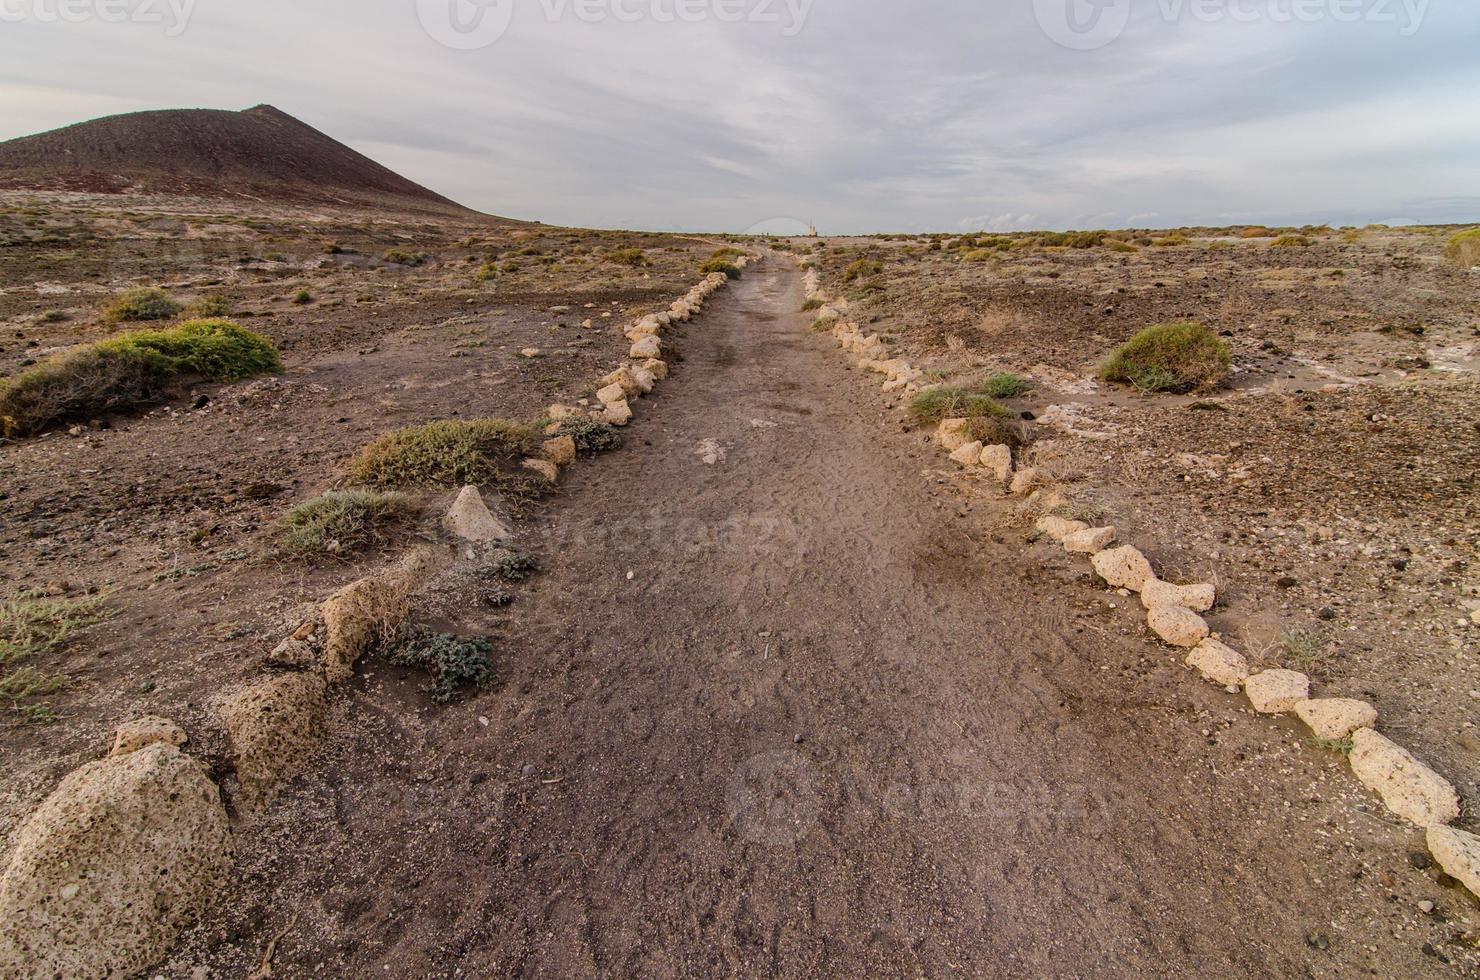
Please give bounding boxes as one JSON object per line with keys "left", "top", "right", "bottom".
{"left": 0, "top": 744, "right": 232, "bottom": 979}
{"left": 322, "top": 574, "right": 409, "bottom": 684}
{"left": 1293, "top": 698, "right": 1377, "bottom": 741}
{"left": 1091, "top": 546, "right": 1155, "bottom": 592}
{"left": 1427, "top": 826, "right": 1480, "bottom": 899}
{"left": 1037, "top": 516, "right": 1088, "bottom": 543}
{"left": 220, "top": 672, "right": 328, "bottom": 811}
{"left": 1244, "top": 669, "right": 1311, "bottom": 714}
{"left": 1348, "top": 728, "right": 1459, "bottom": 827}
{"left": 1147, "top": 606, "right": 1210, "bottom": 648}
{"left": 109, "top": 715, "right": 187, "bottom": 757}
{"left": 1140, "top": 579, "right": 1217, "bottom": 613}
{"left": 1063, "top": 526, "right": 1116, "bottom": 555}
{"left": 1186, "top": 638, "right": 1250, "bottom": 687}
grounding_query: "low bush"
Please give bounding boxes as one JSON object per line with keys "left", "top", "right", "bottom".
{"left": 962, "top": 249, "right": 994, "bottom": 262}
{"left": 710, "top": 247, "right": 745, "bottom": 261}
{"left": 1152, "top": 235, "right": 1189, "bottom": 247}
{"left": 277, "top": 490, "right": 417, "bottom": 559}
{"left": 390, "top": 626, "right": 494, "bottom": 703}
{"left": 292, "top": 288, "right": 313, "bottom": 304}
{"left": 844, "top": 258, "right": 883, "bottom": 281}
{"left": 1099, "top": 321, "right": 1230, "bottom": 393}
{"left": 38, "top": 310, "right": 69, "bottom": 323}
{"left": 700, "top": 258, "right": 741, "bottom": 279}
{"left": 1240, "top": 226, "right": 1274, "bottom": 238}
{"left": 1, "top": 591, "right": 108, "bottom": 722}
{"left": 811, "top": 316, "right": 838, "bottom": 333}
{"left": 981, "top": 372, "right": 1030, "bottom": 398}
{"left": 1271, "top": 235, "right": 1313, "bottom": 248}
{"left": 383, "top": 248, "right": 429, "bottom": 266}
{"left": 0, "top": 319, "right": 282, "bottom": 437}
{"left": 908, "top": 386, "right": 1013, "bottom": 424}
{"left": 609, "top": 247, "right": 648, "bottom": 267}
{"left": 106, "top": 287, "right": 180, "bottom": 323}
{"left": 475, "top": 263, "right": 498, "bottom": 281}
{"left": 554, "top": 417, "right": 621, "bottom": 454}
{"left": 1444, "top": 228, "right": 1480, "bottom": 268}
{"left": 1106, "top": 240, "right": 1138, "bottom": 253}
{"left": 800, "top": 298, "right": 823, "bottom": 312}
{"left": 348, "top": 418, "right": 539, "bottom": 489}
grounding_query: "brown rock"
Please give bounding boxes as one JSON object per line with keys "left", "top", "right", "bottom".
{"left": 1147, "top": 606, "right": 1210, "bottom": 648}
{"left": 542, "top": 435, "right": 577, "bottom": 466}
{"left": 1091, "top": 546, "right": 1156, "bottom": 592}
{"left": 1349, "top": 729, "right": 1459, "bottom": 827}
{"left": 108, "top": 716, "right": 187, "bottom": 758}
{"left": 220, "top": 672, "right": 328, "bottom": 811}
{"left": 1244, "top": 669, "right": 1311, "bottom": 714}
{"left": 1293, "top": 698, "right": 1377, "bottom": 741}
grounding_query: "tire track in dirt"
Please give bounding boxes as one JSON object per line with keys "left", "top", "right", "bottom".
{"left": 173, "top": 262, "right": 1454, "bottom": 977}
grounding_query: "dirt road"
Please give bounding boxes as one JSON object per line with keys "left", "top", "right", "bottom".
{"left": 176, "top": 262, "right": 1458, "bottom": 977}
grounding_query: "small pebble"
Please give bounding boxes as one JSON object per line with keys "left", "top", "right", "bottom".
{"left": 1419, "top": 901, "right": 1436, "bottom": 915}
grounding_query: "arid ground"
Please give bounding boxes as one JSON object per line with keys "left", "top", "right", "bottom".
{"left": 2, "top": 198, "right": 1478, "bottom": 977}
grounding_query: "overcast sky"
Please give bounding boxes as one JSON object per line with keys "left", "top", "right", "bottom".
{"left": 1, "top": 0, "right": 1477, "bottom": 233}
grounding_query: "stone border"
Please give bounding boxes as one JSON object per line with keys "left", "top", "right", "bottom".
{"left": 0, "top": 256, "right": 755, "bottom": 978}
{"left": 798, "top": 258, "right": 1480, "bottom": 897}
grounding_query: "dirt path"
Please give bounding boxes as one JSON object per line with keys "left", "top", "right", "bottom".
{"left": 177, "top": 262, "right": 1457, "bottom": 978}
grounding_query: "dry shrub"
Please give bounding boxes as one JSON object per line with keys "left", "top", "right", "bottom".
{"left": 347, "top": 419, "right": 539, "bottom": 489}
{"left": 1444, "top": 229, "right": 1480, "bottom": 268}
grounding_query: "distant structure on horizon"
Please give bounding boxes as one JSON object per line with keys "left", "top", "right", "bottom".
{"left": 807, "top": 221, "right": 819, "bottom": 237}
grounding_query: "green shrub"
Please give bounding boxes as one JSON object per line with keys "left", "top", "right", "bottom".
{"left": 475, "top": 262, "right": 498, "bottom": 282}
{"left": 909, "top": 386, "right": 1013, "bottom": 424}
{"left": 981, "top": 372, "right": 1030, "bottom": 398}
{"left": 710, "top": 247, "right": 745, "bottom": 260}
{"left": 489, "top": 549, "right": 540, "bottom": 582}
{"left": 1152, "top": 235, "right": 1189, "bottom": 247}
{"left": 292, "top": 289, "right": 312, "bottom": 304}
{"left": 390, "top": 626, "right": 494, "bottom": 703}
{"left": 700, "top": 259, "right": 741, "bottom": 279}
{"left": 277, "top": 490, "right": 417, "bottom": 559}
{"left": 801, "top": 298, "right": 823, "bottom": 312}
{"left": 106, "top": 287, "right": 180, "bottom": 323}
{"left": 554, "top": 417, "right": 621, "bottom": 454}
{"left": 1106, "top": 240, "right": 1138, "bottom": 253}
{"left": 0, "top": 319, "right": 282, "bottom": 437}
{"left": 38, "top": 310, "right": 70, "bottom": 323}
{"left": 844, "top": 258, "right": 883, "bottom": 281}
{"left": 811, "top": 316, "right": 838, "bottom": 333}
{"left": 348, "top": 419, "right": 539, "bottom": 489}
{"left": 1271, "top": 235, "right": 1313, "bottom": 248}
{"left": 1099, "top": 321, "right": 1231, "bottom": 393}
{"left": 383, "top": 248, "right": 429, "bottom": 266}
{"left": 609, "top": 247, "right": 648, "bottom": 267}
{"left": 1443, "top": 228, "right": 1480, "bottom": 268}
{"left": 963, "top": 249, "right": 994, "bottom": 262}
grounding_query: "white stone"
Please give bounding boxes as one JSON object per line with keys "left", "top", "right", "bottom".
{"left": 936, "top": 419, "right": 972, "bottom": 453}
{"left": 1186, "top": 638, "right": 1250, "bottom": 687}
{"left": 1147, "top": 606, "right": 1210, "bottom": 648}
{"left": 1293, "top": 698, "right": 1377, "bottom": 741}
{"left": 1063, "top": 526, "right": 1116, "bottom": 555}
{"left": 1037, "top": 516, "right": 1088, "bottom": 543}
{"left": 949, "top": 441, "right": 985, "bottom": 467}
{"left": 630, "top": 336, "right": 662, "bottom": 360}
{"left": 979, "top": 444, "right": 1013, "bottom": 484}
{"left": 1244, "top": 669, "right": 1310, "bottom": 714}
{"left": 1091, "top": 546, "right": 1155, "bottom": 592}
{"left": 1140, "top": 579, "right": 1217, "bottom": 613}
{"left": 1427, "top": 827, "right": 1480, "bottom": 899}
{"left": 1349, "top": 729, "right": 1459, "bottom": 827}
{"left": 444, "top": 486, "right": 512, "bottom": 543}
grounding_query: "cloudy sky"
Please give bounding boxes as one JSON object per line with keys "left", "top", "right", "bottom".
{"left": 1, "top": 0, "right": 1477, "bottom": 233}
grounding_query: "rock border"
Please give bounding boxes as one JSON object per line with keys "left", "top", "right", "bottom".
{"left": 799, "top": 257, "right": 1479, "bottom": 898}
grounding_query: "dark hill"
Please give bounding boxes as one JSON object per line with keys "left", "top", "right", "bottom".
{"left": 0, "top": 104, "right": 471, "bottom": 214}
